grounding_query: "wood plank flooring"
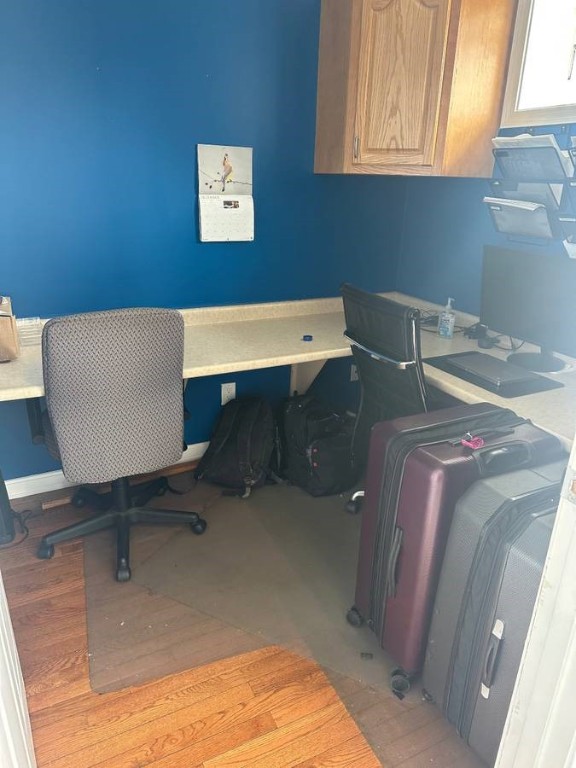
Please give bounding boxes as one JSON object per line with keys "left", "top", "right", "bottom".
{"left": 0, "top": 495, "right": 484, "bottom": 767}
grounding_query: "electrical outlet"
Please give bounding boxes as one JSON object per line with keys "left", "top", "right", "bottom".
{"left": 350, "top": 364, "right": 359, "bottom": 382}
{"left": 221, "top": 381, "right": 236, "bottom": 405}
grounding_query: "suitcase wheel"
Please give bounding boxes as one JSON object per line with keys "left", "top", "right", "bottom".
{"left": 346, "top": 491, "right": 364, "bottom": 514}
{"left": 421, "top": 687, "right": 434, "bottom": 703}
{"left": 346, "top": 606, "right": 364, "bottom": 627}
{"left": 390, "top": 668, "right": 411, "bottom": 698}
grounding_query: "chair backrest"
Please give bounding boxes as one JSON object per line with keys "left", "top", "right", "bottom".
{"left": 341, "top": 283, "right": 429, "bottom": 466}
{"left": 42, "top": 308, "right": 185, "bottom": 485}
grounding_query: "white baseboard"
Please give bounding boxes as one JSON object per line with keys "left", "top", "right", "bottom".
{"left": 5, "top": 442, "right": 209, "bottom": 500}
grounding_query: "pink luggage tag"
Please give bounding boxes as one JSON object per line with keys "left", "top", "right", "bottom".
{"left": 461, "top": 433, "right": 485, "bottom": 450}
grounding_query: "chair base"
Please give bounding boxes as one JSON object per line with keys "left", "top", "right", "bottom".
{"left": 70, "top": 476, "right": 173, "bottom": 512}
{"left": 37, "top": 477, "right": 206, "bottom": 582}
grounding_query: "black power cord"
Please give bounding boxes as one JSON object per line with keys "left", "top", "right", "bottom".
{"left": 0, "top": 508, "right": 41, "bottom": 549}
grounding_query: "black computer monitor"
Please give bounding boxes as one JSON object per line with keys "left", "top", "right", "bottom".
{"left": 480, "top": 245, "right": 576, "bottom": 373}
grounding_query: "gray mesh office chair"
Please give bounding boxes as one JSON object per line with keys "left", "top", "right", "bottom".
{"left": 36, "top": 308, "right": 207, "bottom": 581}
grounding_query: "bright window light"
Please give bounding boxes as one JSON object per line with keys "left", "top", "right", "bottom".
{"left": 518, "top": 0, "right": 576, "bottom": 110}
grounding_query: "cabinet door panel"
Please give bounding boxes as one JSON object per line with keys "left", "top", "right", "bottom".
{"left": 355, "top": 0, "right": 451, "bottom": 167}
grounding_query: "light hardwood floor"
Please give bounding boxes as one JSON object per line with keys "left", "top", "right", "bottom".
{"left": 1, "top": 495, "right": 483, "bottom": 768}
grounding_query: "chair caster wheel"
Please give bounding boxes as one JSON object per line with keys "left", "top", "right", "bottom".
{"left": 116, "top": 556, "right": 131, "bottom": 582}
{"left": 116, "top": 566, "right": 131, "bottom": 582}
{"left": 346, "top": 499, "right": 362, "bottom": 514}
{"left": 37, "top": 542, "right": 55, "bottom": 560}
{"left": 346, "top": 606, "right": 364, "bottom": 627}
{"left": 191, "top": 519, "right": 207, "bottom": 535}
{"left": 72, "top": 490, "right": 88, "bottom": 508}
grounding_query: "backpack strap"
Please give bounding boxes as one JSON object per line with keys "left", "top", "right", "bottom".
{"left": 194, "top": 400, "right": 241, "bottom": 480}
{"left": 235, "top": 399, "right": 260, "bottom": 489}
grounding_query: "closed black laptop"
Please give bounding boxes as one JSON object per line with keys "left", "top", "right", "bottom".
{"left": 446, "top": 352, "right": 538, "bottom": 387}
{"left": 424, "top": 351, "right": 564, "bottom": 398}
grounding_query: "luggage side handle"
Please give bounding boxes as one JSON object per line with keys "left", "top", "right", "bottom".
{"left": 475, "top": 441, "right": 533, "bottom": 476}
{"left": 385, "top": 526, "right": 403, "bottom": 599}
{"left": 481, "top": 619, "right": 504, "bottom": 699}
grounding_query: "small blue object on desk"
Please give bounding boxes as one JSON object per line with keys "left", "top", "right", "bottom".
{"left": 302, "top": 335, "right": 313, "bottom": 342}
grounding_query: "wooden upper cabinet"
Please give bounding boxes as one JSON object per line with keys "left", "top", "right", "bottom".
{"left": 355, "top": 0, "right": 451, "bottom": 168}
{"left": 314, "top": 0, "right": 518, "bottom": 177}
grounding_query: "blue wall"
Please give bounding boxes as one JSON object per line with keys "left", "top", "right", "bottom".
{"left": 396, "top": 178, "right": 501, "bottom": 314}
{"left": 4, "top": 2, "right": 570, "bottom": 482}
{"left": 1, "top": 0, "right": 406, "bottom": 479}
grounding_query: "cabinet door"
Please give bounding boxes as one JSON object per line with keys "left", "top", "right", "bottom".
{"left": 354, "top": 0, "right": 452, "bottom": 168}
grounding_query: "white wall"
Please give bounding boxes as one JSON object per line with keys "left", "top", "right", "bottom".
{"left": 0, "top": 570, "right": 36, "bottom": 768}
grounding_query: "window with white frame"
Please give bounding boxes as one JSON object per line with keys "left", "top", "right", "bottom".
{"left": 501, "top": 0, "right": 576, "bottom": 127}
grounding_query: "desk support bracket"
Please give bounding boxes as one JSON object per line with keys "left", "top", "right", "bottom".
{"left": 290, "top": 361, "right": 326, "bottom": 395}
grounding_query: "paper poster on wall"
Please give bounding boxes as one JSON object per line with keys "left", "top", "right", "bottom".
{"left": 197, "top": 144, "right": 254, "bottom": 242}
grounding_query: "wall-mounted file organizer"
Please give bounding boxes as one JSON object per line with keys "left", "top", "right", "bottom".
{"left": 492, "top": 147, "right": 573, "bottom": 180}
{"left": 483, "top": 197, "right": 562, "bottom": 241}
{"left": 488, "top": 180, "right": 564, "bottom": 210}
{"left": 492, "top": 135, "right": 575, "bottom": 181}
{"left": 557, "top": 214, "right": 576, "bottom": 239}
{"left": 488, "top": 134, "right": 576, "bottom": 256}
{"left": 555, "top": 214, "right": 576, "bottom": 258}
{"left": 562, "top": 180, "right": 576, "bottom": 212}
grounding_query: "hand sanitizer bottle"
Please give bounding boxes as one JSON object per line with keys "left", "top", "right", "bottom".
{"left": 438, "top": 297, "right": 456, "bottom": 339}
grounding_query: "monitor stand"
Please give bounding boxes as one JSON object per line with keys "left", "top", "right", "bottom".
{"left": 507, "top": 349, "right": 565, "bottom": 373}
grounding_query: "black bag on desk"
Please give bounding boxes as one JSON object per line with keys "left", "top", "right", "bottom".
{"left": 279, "top": 394, "right": 357, "bottom": 496}
{"left": 194, "top": 397, "right": 277, "bottom": 497}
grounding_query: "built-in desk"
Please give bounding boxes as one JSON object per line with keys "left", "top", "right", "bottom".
{"left": 1, "top": 293, "right": 575, "bottom": 448}
{"left": 0, "top": 298, "right": 350, "bottom": 402}
{"left": 179, "top": 298, "right": 350, "bottom": 393}
{"left": 394, "top": 292, "right": 576, "bottom": 450}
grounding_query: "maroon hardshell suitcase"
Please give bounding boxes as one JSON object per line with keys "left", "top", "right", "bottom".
{"left": 348, "top": 402, "right": 566, "bottom": 680}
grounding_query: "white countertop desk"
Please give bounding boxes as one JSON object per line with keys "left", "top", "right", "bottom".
{"left": 2, "top": 293, "right": 575, "bottom": 448}
{"left": 0, "top": 297, "right": 351, "bottom": 402}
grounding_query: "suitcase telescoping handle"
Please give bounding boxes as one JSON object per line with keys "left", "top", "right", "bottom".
{"left": 481, "top": 619, "right": 504, "bottom": 699}
{"left": 474, "top": 441, "right": 533, "bottom": 476}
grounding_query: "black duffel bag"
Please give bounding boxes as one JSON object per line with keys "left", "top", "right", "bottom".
{"left": 278, "top": 394, "right": 357, "bottom": 496}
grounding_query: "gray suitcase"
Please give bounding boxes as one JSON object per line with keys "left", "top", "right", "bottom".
{"left": 422, "top": 459, "right": 567, "bottom": 767}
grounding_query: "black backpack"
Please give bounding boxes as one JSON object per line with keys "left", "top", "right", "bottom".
{"left": 194, "top": 397, "right": 277, "bottom": 497}
{"left": 279, "top": 394, "right": 357, "bottom": 496}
